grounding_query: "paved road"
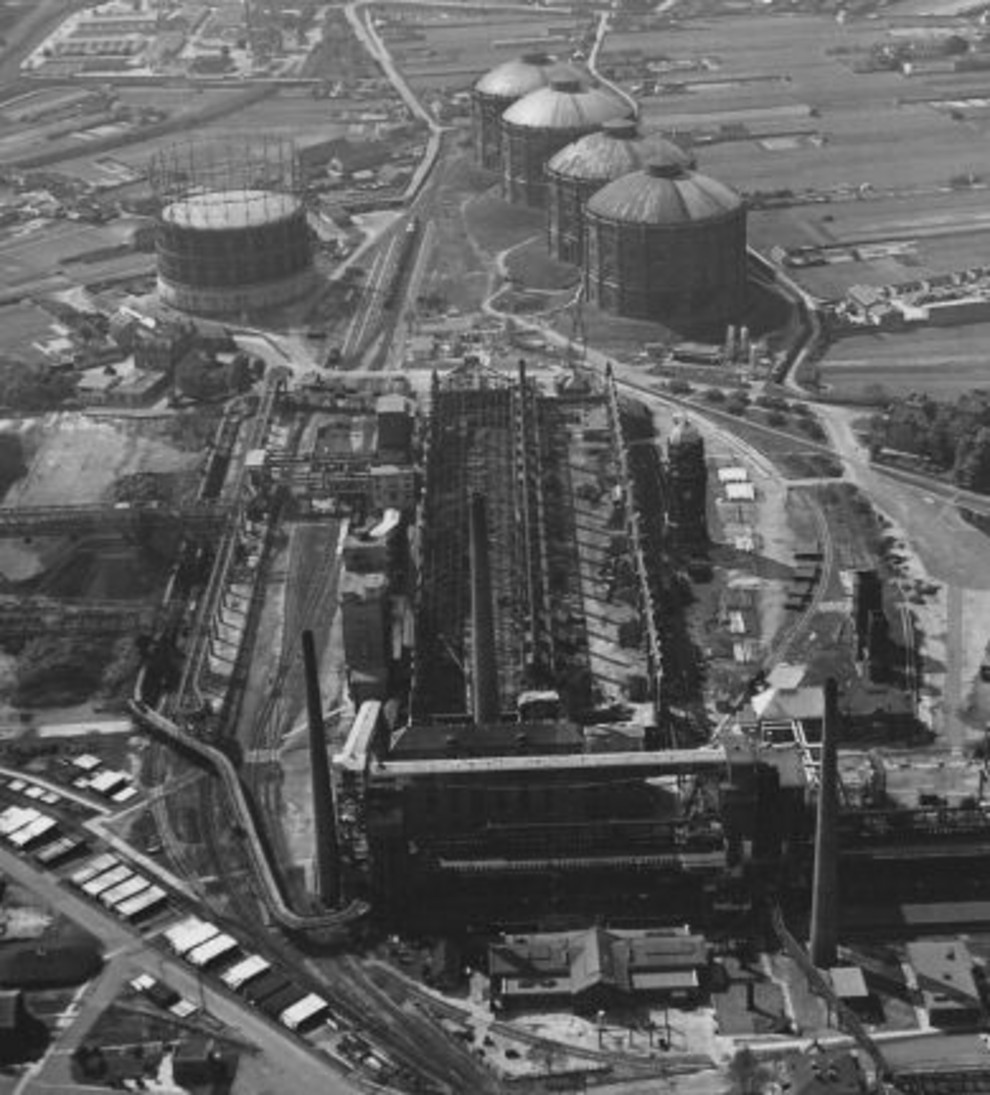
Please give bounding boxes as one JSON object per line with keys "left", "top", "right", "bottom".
{"left": 0, "top": 847, "right": 363, "bottom": 1095}
{"left": 817, "top": 403, "right": 990, "bottom": 589}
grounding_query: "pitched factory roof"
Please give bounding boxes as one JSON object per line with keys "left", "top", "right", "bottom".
{"left": 490, "top": 928, "right": 707, "bottom": 1000}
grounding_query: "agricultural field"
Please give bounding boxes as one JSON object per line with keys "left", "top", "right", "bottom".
{"left": 820, "top": 325, "right": 990, "bottom": 400}
{"left": 615, "top": 13, "right": 990, "bottom": 198}
{"left": 42, "top": 87, "right": 359, "bottom": 189}
{"left": 375, "top": 6, "right": 587, "bottom": 91}
{"left": 0, "top": 219, "right": 151, "bottom": 303}
{"left": 597, "top": 9, "right": 990, "bottom": 396}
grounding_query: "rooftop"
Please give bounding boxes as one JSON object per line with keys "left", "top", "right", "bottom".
{"left": 390, "top": 719, "right": 584, "bottom": 760}
{"left": 490, "top": 927, "right": 707, "bottom": 1001}
{"left": 474, "top": 54, "right": 581, "bottom": 100}
{"left": 161, "top": 189, "right": 301, "bottom": 230}
{"left": 502, "top": 82, "right": 630, "bottom": 132}
{"left": 547, "top": 124, "right": 694, "bottom": 184}
{"left": 586, "top": 164, "right": 743, "bottom": 226}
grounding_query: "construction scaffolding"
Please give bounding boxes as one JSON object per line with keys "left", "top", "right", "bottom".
{"left": 412, "top": 362, "right": 656, "bottom": 726}
{"left": 413, "top": 366, "right": 529, "bottom": 720}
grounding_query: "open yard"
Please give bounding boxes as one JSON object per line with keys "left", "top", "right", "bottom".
{"left": 2, "top": 412, "right": 210, "bottom": 510}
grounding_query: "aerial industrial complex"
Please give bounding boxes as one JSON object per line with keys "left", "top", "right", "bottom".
{"left": 1, "top": 0, "right": 990, "bottom": 1092}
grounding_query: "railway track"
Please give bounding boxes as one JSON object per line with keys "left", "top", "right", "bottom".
{"left": 763, "top": 488, "right": 835, "bottom": 670}
{"left": 190, "top": 771, "right": 492, "bottom": 1095}
{"left": 130, "top": 701, "right": 368, "bottom": 934}
{"left": 235, "top": 522, "right": 345, "bottom": 911}
{"left": 363, "top": 959, "right": 713, "bottom": 1081}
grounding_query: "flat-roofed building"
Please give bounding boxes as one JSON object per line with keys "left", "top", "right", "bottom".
{"left": 906, "top": 939, "right": 981, "bottom": 1028}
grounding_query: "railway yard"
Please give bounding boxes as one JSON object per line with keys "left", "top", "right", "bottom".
{"left": 0, "top": 0, "right": 990, "bottom": 1094}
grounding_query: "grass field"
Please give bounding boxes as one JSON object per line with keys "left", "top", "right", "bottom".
{"left": 504, "top": 238, "right": 580, "bottom": 293}
{"left": 464, "top": 187, "right": 544, "bottom": 254}
{"left": 820, "top": 325, "right": 990, "bottom": 399}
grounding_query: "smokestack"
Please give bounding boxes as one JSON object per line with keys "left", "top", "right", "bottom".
{"left": 810, "top": 677, "right": 840, "bottom": 968}
{"left": 302, "top": 628, "right": 339, "bottom": 907}
{"left": 469, "top": 493, "right": 499, "bottom": 725}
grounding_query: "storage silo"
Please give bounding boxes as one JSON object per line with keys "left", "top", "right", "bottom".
{"left": 584, "top": 159, "right": 746, "bottom": 330}
{"left": 472, "top": 54, "right": 578, "bottom": 172}
{"left": 546, "top": 120, "right": 694, "bottom": 265}
{"left": 501, "top": 77, "right": 631, "bottom": 208}
{"left": 150, "top": 136, "right": 314, "bottom": 319}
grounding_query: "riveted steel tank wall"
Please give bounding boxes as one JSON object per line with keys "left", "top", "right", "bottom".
{"left": 156, "top": 205, "right": 314, "bottom": 317}
{"left": 156, "top": 206, "right": 311, "bottom": 290}
{"left": 546, "top": 173, "right": 602, "bottom": 264}
{"left": 473, "top": 91, "right": 515, "bottom": 171}
{"left": 502, "top": 123, "right": 599, "bottom": 208}
{"left": 583, "top": 206, "right": 747, "bottom": 327}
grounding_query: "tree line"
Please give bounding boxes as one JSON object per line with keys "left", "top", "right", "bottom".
{"left": 868, "top": 390, "right": 990, "bottom": 492}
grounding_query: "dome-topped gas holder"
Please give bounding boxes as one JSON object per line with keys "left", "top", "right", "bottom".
{"left": 545, "top": 121, "right": 695, "bottom": 264}
{"left": 500, "top": 77, "right": 632, "bottom": 208}
{"left": 583, "top": 158, "right": 747, "bottom": 329}
{"left": 472, "top": 54, "right": 581, "bottom": 172}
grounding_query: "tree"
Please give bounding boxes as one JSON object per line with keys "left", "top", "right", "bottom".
{"left": 728, "top": 1046, "right": 770, "bottom": 1095}
{"left": 0, "top": 365, "right": 75, "bottom": 413}
{"left": 955, "top": 426, "right": 990, "bottom": 492}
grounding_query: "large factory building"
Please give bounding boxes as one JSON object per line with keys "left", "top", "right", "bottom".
{"left": 150, "top": 137, "right": 315, "bottom": 319}
{"left": 332, "top": 361, "right": 747, "bottom": 929}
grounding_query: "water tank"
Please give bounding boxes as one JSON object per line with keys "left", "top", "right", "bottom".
{"left": 546, "top": 120, "right": 694, "bottom": 265}
{"left": 471, "top": 54, "right": 579, "bottom": 172}
{"left": 584, "top": 159, "right": 746, "bottom": 330}
{"left": 501, "top": 77, "right": 631, "bottom": 208}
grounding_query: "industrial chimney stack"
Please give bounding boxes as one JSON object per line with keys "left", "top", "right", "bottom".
{"left": 810, "top": 677, "right": 840, "bottom": 968}
{"left": 302, "top": 628, "right": 339, "bottom": 907}
{"left": 469, "top": 493, "right": 499, "bottom": 724}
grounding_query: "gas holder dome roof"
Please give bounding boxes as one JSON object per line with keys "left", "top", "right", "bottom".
{"left": 501, "top": 77, "right": 632, "bottom": 131}
{"left": 585, "top": 159, "right": 743, "bottom": 226}
{"left": 473, "top": 53, "right": 581, "bottom": 99}
{"left": 546, "top": 120, "right": 695, "bottom": 183}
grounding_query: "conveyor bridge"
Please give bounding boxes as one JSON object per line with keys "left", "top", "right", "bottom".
{"left": 0, "top": 596, "right": 154, "bottom": 636}
{"left": 0, "top": 502, "right": 228, "bottom": 539}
